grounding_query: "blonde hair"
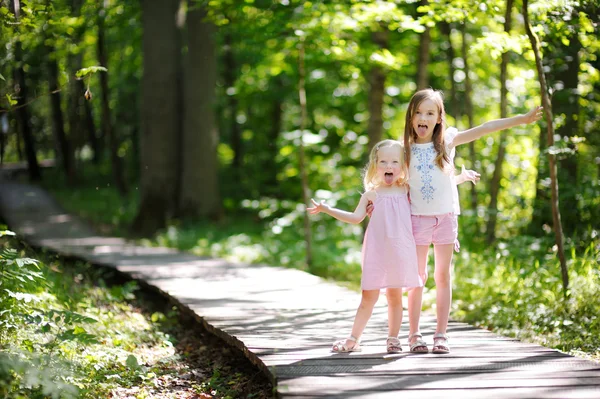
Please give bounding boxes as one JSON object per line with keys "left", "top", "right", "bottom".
{"left": 363, "top": 140, "right": 408, "bottom": 191}
{"left": 403, "top": 88, "right": 451, "bottom": 170}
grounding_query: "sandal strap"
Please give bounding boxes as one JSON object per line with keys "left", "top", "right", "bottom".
{"left": 348, "top": 335, "right": 360, "bottom": 343}
{"left": 408, "top": 332, "right": 423, "bottom": 340}
{"left": 433, "top": 332, "right": 448, "bottom": 340}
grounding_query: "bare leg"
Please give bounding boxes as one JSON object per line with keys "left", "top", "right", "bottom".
{"left": 385, "top": 288, "right": 403, "bottom": 338}
{"left": 341, "top": 289, "right": 380, "bottom": 349}
{"left": 408, "top": 245, "right": 430, "bottom": 345}
{"left": 433, "top": 243, "right": 454, "bottom": 334}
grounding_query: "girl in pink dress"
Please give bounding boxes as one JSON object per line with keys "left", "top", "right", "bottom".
{"left": 308, "top": 139, "right": 423, "bottom": 353}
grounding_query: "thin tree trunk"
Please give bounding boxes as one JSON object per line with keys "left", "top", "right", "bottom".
{"left": 81, "top": 81, "right": 100, "bottom": 163}
{"left": 178, "top": 6, "right": 221, "bottom": 219}
{"left": 266, "top": 77, "right": 283, "bottom": 189}
{"left": 416, "top": 0, "right": 430, "bottom": 90}
{"left": 523, "top": 0, "right": 568, "bottom": 294}
{"left": 486, "top": 0, "right": 513, "bottom": 243}
{"left": 367, "top": 29, "right": 388, "bottom": 154}
{"left": 440, "top": 22, "right": 457, "bottom": 118}
{"left": 132, "top": 0, "right": 180, "bottom": 235}
{"left": 67, "top": 0, "right": 87, "bottom": 165}
{"left": 461, "top": 23, "right": 478, "bottom": 213}
{"left": 10, "top": 0, "right": 41, "bottom": 181}
{"left": 98, "top": 0, "right": 127, "bottom": 196}
{"left": 223, "top": 32, "right": 241, "bottom": 171}
{"left": 298, "top": 39, "right": 313, "bottom": 270}
{"left": 47, "top": 46, "right": 76, "bottom": 185}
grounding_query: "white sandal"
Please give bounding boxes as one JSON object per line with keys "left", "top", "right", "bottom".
{"left": 331, "top": 335, "right": 361, "bottom": 353}
{"left": 432, "top": 332, "right": 450, "bottom": 354}
{"left": 407, "top": 332, "right": 428, "bottom": 353}
{"left": 386, "top": 337, "right": 402, "bottom": 353}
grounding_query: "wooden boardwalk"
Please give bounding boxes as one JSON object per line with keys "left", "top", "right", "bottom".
{"left": 1, "top": 179, "right": 599, "bottom": 398}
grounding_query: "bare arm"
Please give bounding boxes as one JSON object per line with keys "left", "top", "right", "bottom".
{"left": 307, "top": 193, "right": 371, "bottom": 224}
{"left": 452, "top": 106, "right": 543, "bottom": 147}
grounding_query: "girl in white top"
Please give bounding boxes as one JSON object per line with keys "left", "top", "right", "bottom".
{"left": 403, "top": 88, "right": 542, "bottom": 354}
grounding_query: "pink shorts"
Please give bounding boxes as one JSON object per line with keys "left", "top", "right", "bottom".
{"left": 411, "top": 213, "right": 459, "bottom": 251}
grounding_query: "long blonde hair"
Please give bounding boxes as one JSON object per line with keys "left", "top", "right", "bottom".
{"left": 403, "top": 89, "right": 451, "bottom": 170}
{"left": 363, "top": 140, "right": 408, "bottom": 191}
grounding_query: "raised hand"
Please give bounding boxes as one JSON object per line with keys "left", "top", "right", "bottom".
{"left": 523, "top": 105, "right": 544, "bottom": 124}
{"left": 460, "top": 165, "right": 480, "bottom": 185}
{"left": 307, "top": 198, "right": 329, "bottom": 215}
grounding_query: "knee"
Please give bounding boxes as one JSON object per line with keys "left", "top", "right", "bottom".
{"left": 386, "top": 290, "right": 403, "bottom": 307}
{"left": 434, "top": 270, "right": 451, "bottom": 287}
{"left": 360, "top": 291, "right": 379, "bottom": 308}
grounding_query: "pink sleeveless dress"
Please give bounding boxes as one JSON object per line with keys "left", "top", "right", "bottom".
{"left": 361, "top": 190, "right": 422, "bottom": 290}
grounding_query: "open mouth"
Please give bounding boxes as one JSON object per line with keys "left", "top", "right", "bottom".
{"left": 417, "top": 124, "right": 428, "bottom": 136}
{"left": 384, "top": 172, "right": 394, "bottom": 185}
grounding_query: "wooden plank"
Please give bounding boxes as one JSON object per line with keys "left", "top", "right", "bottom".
{"left": 270, "top": 363, "right": 600, "bottom": 376}
{"left": 283, "top": 387, "right": 600, "bottom": 399}
{"left": 276, "top": 375, "right": 600, "bottom": 394}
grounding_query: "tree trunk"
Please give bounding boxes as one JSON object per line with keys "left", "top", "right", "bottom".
{"left": 549, "top": 14, "right": 580, "bottom": 235}
{"left": 98, "top": 0, "right": 127, "bottom": 196}
{"left": 486, "top": 0, "right": 513, "bottom": 243}
{"left": 67, "top": 0, "right": 87, "bottom": 166}
{"left": 461, "top": 23, "right": 478, "bottom": 213}
{"left": 81, "top": 81, "right": 100, "bottom": 164}
{"left": 132, "top": 0, "right": 181, "bottom": 235}
{"left": 266, "top": 77, "right": 283, "bottom": 190}
{"left": 367, "top": 29, "right": 388, "bottom": 154}
{"left": 523, "top": 0, "right": 568, "bottom": 294}
{"left": 10, "top": 0, "right": 41, "bottom": 181}
{"left": 440, "top": 22, "right": 457, "bottom": 118}
{"left": 0, "top": 113, "right": 6, "bottom": 165}
{"left": 223, "top": 32, "right": 241, "bottom": 171}
{"left": 416, "top": 0, "right": 430, "bottom": 90}
{"left": 47, "top": 46, "right": 76, "bottom": 185}
{"left": 178, "top": 6, "right": 222, "bottom": 219}
{"left": 298, "top": 39, "right": 313, "bottom": 270}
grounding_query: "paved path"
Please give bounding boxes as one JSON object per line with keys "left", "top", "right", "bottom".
{"left": 1, "top": 179, "right": 599, "bottom": 398}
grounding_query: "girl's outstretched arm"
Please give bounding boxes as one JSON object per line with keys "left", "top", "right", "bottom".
{"left": 452, "top": 106, "right": 543, "bottom": 147}
{"left": 307, "top": 191, "right": 373, "bottom": 224}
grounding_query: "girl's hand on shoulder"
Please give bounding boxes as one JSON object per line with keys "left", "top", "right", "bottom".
{"left": 364, "top": 191, "right": 377, "bottom": 217}
{"left": 523, "top": 105, "right": 543, "bottom": 124}
{"left": 307, "top": 198, "right": 329, "bottom": 214}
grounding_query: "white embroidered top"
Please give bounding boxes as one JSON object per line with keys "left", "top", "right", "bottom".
{"left": 407, "top": 127, "right": 460, "bottom": 215}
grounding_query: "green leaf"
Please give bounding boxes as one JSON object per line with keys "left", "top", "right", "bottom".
{"left": 15, "top": 257, "right": 39, "bottom": 268}
{"left": 6, "top": 94, "right": 17, "bottom": 106}
{"left": 75, "top": 66, "right": 108, "bottom": 78}
{"left": 126, "top": 354, "right": 140, "bottom": 370}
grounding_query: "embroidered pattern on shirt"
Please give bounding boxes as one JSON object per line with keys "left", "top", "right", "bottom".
{"left": 413, "top": 145, "right": 436, "bottom": 203}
